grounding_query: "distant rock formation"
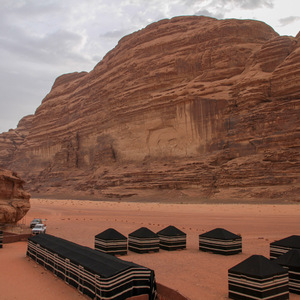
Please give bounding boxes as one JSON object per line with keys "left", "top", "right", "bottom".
{"left": 0, "top": 16, "right": 299, "bottom": 202}
{"left": 0, "top": 169, "right": 30, "bottom": 224}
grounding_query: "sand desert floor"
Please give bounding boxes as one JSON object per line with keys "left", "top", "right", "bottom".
{"left": 1, "top": 198, "right": 300, "bottom": 300}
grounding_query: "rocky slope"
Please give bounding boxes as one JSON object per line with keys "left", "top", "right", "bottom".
{"left": 0, "top": 169, "right": 30, "bottom": 224}
{"left": 0, "top": 16, "right": 299, "bottom": 202}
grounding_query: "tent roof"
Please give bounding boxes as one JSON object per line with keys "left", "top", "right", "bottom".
{"left": 271, "top": 235, "right": 300, "bottom": 248}
{"left": 29, "top": 234, "right": 146, "bottom": 278}
{"left": 129, "top": 227, "right": 158, "bottom": 238}
{"left": 157, "top": 225, "right": 186, "bottom": 236}
{"left": 275, "top": 249, "right": 300, "bottom": 268}
{"left": 95, "top": 228, "right": 127, "bottom": 240}
{"left": 200, "top": 228, "right": 240, "bottom": 240}
{"left": 229, "top": 255, "right": 287, "bottom": 279}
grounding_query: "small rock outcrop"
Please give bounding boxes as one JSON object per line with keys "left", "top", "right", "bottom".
{"left": 0, "top": 169, "right": 30, "bottom": 224}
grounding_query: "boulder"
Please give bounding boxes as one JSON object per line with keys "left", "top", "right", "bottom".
{"left": 0, "top": 169, "right": 30, "bottom": 224}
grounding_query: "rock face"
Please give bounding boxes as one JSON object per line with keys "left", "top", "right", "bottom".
{"left": 0, "top": 16, "right": 299, "bottom": 202}
{"left": 0, "top": 169, "right": 30, "bottom": 224}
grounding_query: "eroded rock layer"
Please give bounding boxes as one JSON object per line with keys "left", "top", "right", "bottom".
{"left": 0, "top": 16, "right": 299, "bottom": 202}
{"left": 0, "top": 169, "right": 30, "bottom": 224}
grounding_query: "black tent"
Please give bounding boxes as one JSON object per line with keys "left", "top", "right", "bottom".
{"left": 270, "top": 235, "right": 300, "bottom": 260}
{"left": 199, "top": 228, "right": 242, "bottom": 255}
{"left": 0, "top": 230, "right": 3, "bottom": 248}
{"left": 156, "top": 225, "right": 186, "bottom": 251}
{"left": 275, "top": 249, "right": 300, "bottom": 294}
{"left": 228, "top": 255, "right": 289, "bottom": 300}
{"left": 27, "top": 234, "right": 156, "bottom": 300}
{"left": 128, "top": 227, "right": 159, "bottom": 253}
{"left": 95, "top": 228, "right": 127, "bottom": 256}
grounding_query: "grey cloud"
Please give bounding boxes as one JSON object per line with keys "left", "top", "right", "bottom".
{"left": 195, "top": 9, "right": 224, "bottom": 19}
{"left": 279, "top": 16, "right": 300, "bottom": 26}
{"left": 0, "top": 19, "right": 91, "bottom": 69}
{"left": 0, "top": 0, "right": 61, "bottom": 16}
{"left": 182, "top": 0, "right": 274, "bottom": 20}
{"left": 209, "top": 0, "right": 274, "bottom": 9}
{"left": 232, "top": 0, "right": 274, "bottom": 9}
{"left": 0, "top": 66, "right": 54, "bottom": 133}
{"left": 100, "top": 29, "right": 132, "bottom": 39}
{"left": 187, "top": 0, "right": 274, "bottom": 13}
{"left": 38, "top": 30, "right": 88, "bottom": 63}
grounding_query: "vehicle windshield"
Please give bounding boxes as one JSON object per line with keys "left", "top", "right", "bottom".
{"left": 34, "top": 224, "right": 43, "bottom": 228}
{"left": 33, "top": 219, "right": 41, "bottom": 222}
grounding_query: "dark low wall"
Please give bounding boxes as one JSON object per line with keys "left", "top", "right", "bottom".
{"left": 3, "top": 232, "right": 32, "bottom": 243}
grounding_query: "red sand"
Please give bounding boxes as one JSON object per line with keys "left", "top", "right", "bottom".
{"left": 1, "top": 198, "right": 299, "bottom": 300}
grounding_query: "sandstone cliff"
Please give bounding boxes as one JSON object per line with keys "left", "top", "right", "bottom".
{"left": 0, "top": 16, "right": 299, "bottom": 202}
{"left": 0, "top": 169, "right": 30, "bottom": 224}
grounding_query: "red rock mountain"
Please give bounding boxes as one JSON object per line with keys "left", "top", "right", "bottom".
{"left": 0, "top": 16, "right": 299, "bottom": 202}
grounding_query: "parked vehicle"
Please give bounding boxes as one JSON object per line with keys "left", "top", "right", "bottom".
{"left": 32, "top": 224, "right": 47, "bottom": 235}
{"left": 30, "top": 218, "right": 42, "bottom": 228}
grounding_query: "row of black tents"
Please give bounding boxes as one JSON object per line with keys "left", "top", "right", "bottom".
{"left": 95, "top": 226, "right": 187, "bottom": 255}
{"left": 0, "top": 230, "right": 2, "bottom": 248}
{"left": 27, "top": 234, "right": 157, "bottom": 300}
{"left": 95, "top": 226, "right": 242, "bottom": 255}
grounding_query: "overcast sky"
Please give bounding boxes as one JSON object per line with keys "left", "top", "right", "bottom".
{"left": 0, "top": 0, "right": 299, "bottom": 133}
